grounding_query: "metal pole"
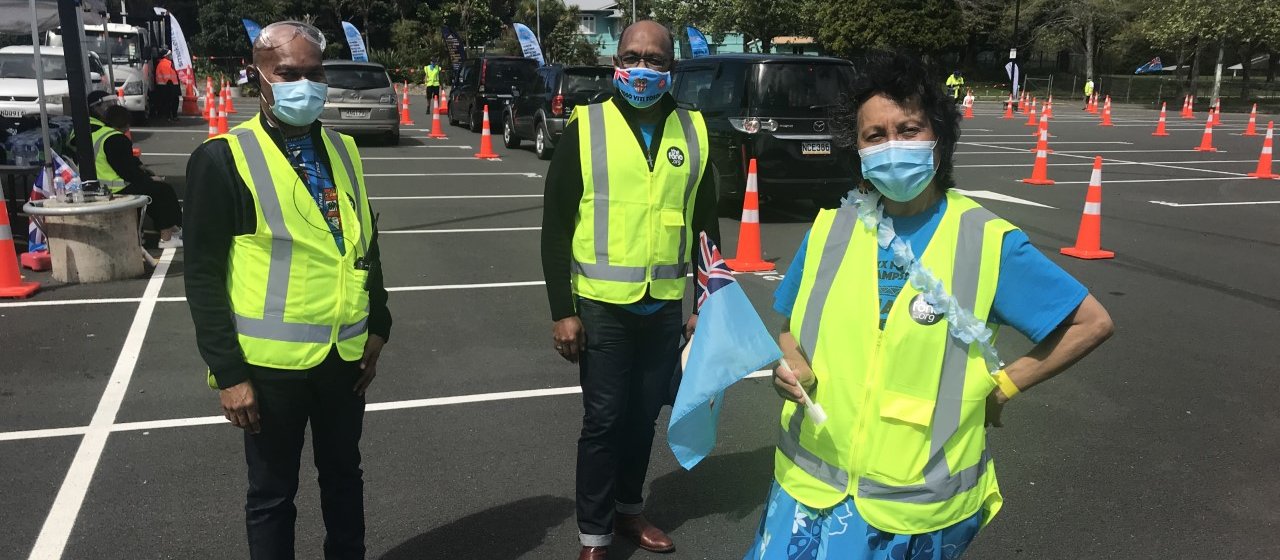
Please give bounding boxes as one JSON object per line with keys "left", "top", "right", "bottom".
{"left": 27, "top": 0, "right": 51, "bottom": 188}
{"left": 59, "top": 0, "right": 97, "bottom": 184}
{"left": 536, "top": 0, "right": 541, "bottom": 45}
{"left": 632, "top": 0, "right": 637, "bottom": 23}
{"left": 104, "top": 21, "right": 115, "bottom": 90}
{"left": 1010, "top": 0, "right": 1021, "bottom": 96}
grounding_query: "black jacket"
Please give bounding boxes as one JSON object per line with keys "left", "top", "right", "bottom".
{"left": 183, "top": 114, "right": 392, "bottom": 389}
{"left": 540, "top": 94, "right": 720, "bottom": 321}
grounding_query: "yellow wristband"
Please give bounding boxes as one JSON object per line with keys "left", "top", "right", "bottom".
{"left": 994, "top": 369, "right": 1020, "bottom": 399}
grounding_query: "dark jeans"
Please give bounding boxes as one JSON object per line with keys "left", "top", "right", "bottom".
{"left": 425, "top": 86, "right": 440, "bottom": 107}
{"left": 576, "top": 298, "right": 683, "bottom": 539}
{"left": 244, "top": 347, "right": 366, "bottom": 560}
{"left": 120, "top": 179, "right": 182, "bottom": 231}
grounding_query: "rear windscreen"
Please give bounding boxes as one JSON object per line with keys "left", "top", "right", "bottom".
{"left": 561, "top": 68, "right": 611, "bottom": 94}
{"left": 325, "top": 66, "right": 390, "bottom": 90}
{"left": 486, "top": 61, "right": 538, "bottom": 89}
{"left": 749, "top": 63, "right": 853, "bottom": 114}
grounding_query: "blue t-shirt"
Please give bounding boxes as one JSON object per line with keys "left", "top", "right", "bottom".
{"left": 283, "top": 134, "right": 345, "bottom": 254}
{"left": 772, "top": 199, "right": 1088, "bottom": 343}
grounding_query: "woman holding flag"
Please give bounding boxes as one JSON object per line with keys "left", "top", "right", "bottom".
{"left": 744, "top": 51, "right": 1114, "bottom": 560}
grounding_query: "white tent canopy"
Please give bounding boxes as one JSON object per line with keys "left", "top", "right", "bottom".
{"left": 0, "top": 0, "right": 107, "bottom": 34}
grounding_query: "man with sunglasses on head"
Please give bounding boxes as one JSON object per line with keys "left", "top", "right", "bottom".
{"left": 541, "top": 20, "right": 718, "bottom": 560}
{"left": 183, "top": 20, "right": 391, "bottom": 560}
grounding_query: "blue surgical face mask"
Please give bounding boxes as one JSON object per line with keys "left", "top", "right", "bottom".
{"left": 268, "top": 78, "right": 328, "bottom": 127}
{"left": 613, "top": 66, "right": 672, "bottom": 108}
{"left": 858, "top": 140, "right": 938, "bottom": 202}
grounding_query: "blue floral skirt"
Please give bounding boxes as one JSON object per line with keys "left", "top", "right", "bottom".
{"left": 743, "top": 481, "right": 982, "bottom": 560}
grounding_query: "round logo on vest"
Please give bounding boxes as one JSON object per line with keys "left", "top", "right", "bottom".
{"left": 667, "top": 146, "right": 685, "bottom": 167}
{"left": 908, "top": 293, "right": 943, "bottom": 326}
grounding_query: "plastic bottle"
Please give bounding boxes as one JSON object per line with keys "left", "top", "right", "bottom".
{"left": 67, "top": 177, "right": 83, "bottom": 204}
{"left": 53, "top": 175, "right": 65, "bottom": 203}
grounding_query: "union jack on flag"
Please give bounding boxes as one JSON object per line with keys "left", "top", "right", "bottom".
{"left": 695, "top": 232, "right": 734, "bottom": 310}
{"left": 28, "top": 150, "right": 79, "bottom": 253}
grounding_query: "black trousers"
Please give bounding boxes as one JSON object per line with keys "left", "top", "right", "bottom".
{"left": 120, "top": 179, "right": 182, "bottom": 231}
{"left": 425, "top": 86, "right": 440, "bottom": 107}
{"left": 576, "top": 298, "right": 683, "bottom": 538}
{"left": 244, "top": 347, "right": 366, "bottom": 560}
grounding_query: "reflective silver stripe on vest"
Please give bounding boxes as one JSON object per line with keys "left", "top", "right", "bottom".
{"left": 322, "top": 128, "right": 369, "bottom": 255}
{"left": 797, "top": 208, "right": 859, "bottom": 358}
{"left": 780, "top": 205, "right": 999, "bottom": 504}
{"left": 573, "top": 260, "right": 646, "bottom": 282}
{"left": 587, "top": 104, "right": 611, "bottom": 268}
{"left": 673, "top": 109, "right": 701, "bottom": 274}
{"left": 229, "top": 128, "right": 366, "bottom": 344}
{"left": 91, "top": 133, "right": 128, "bottom": 188}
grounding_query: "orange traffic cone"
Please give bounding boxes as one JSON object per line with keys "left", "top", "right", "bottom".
{"left": 1247, "top": 121, "right": 1277, "bottom": 179}
{"left": 182, "top": 80, "right": 198, "bottom": 116}
{"left": 1193, "top": 113, "right": 1217, "bottom": 152}
{"left": 1099, "top": 96, "right": 1113, "bottom": 126}
{"left": 1043, "top": 96, "right": 1054, "bottom": 119}
{"left": 205, "top": 77, "right": 214, "bottom": 122}
{"left": 1022, "top": 142, "right": 1055, "bottom": 185}
{"left": 1244, "top": 103, "right": 1259, "bottom": 136}
{"left": 1181, "top": 94, "right": 1193, "bottom": 119}
{"left": 724, "top": 159, "right": 775, "bottom": 273}
{"left": 398, "top": 83, "right": 415, "bottom": 126}
{"left": 1211, "top": 99, "right": 1222, "bottom": 126}
{"left": 1152, "top": 102, "right": 1169, "bottom": 136}
{"left": 115, "top": 86, "right": 125, "bottom": 106}
{"left": 206, "top": 101, "right": 220, "bottom": 139}
{"left": 217, "top": 94, "right": 229, "bottom": 134}
{"left": 428, "top": 98, "right": 448, "bottom": 139}
{"left": 474, "top": 104, "right": 500, "bottom": 159}
{"left": 125, "top": 129, "right": 142, "bottom": 157}
{"left": 1002, "top": 96, "right": 1014, "bottom": 119}
{"left": 1060, "top": 156, "right": 1114, "bottom": 260}
{"left": 1029, "top": 114, "right": 1054, "bottom": 153}
{"left": 223, "top": 81, "right": 237, "bottom": 113}
{"left": 963, "top": 96, "right": 974, "bottom": 119}
{"left": 1018, "top": 92, "right": 1027, "bottom": 113}
{"left": 1025, "top": 101, "right": 1038, "bottom": 126}
{"left": 1087, "top": 93, "right": 1099, "bottom": 114}
{"left": 0, "top": 193, "right": 39, "bottom": 298}
{"left": 439, "top": 93, "right": 449, "bottom": 114}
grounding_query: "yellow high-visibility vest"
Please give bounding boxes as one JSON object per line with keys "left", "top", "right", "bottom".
{"left": 211, "top": 115, "right": 374, "bottom": 377}
{"left": 776, "top": 191, "right": 1015, "bottom": 534}
{"left": 424, "top": 65, "right": 441, "bottom": 87}
{"left": 90, "top": 122, "right": 128, "bottom": 193}
{"left": 570, "top": 101, "right": 709, "bottom": 304}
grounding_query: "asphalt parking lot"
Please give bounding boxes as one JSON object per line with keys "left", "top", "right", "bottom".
{"left": 2, "top": 96, "right": 1279, "bottom": 559}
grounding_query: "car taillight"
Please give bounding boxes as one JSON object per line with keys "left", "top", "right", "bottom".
{"left": 551, "top": 94, "right": 564, "bottom": 116}
{"left": 479, "top": 60, "right": 487, "bottom": 93}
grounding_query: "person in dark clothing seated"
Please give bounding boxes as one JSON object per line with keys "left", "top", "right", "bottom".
{"left": 94, "top": 104, "right": 184, "bottom": 248}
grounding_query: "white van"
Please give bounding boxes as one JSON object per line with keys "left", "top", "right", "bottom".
{"left": 0, "top": 45, "right": 109, "bottom": 119}
{"left": 48, "top": 23, "right": 152, "bottom": 117}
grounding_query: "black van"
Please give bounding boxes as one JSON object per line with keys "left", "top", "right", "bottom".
{"left": 502, "top": 64, "right": 612, "bottom": 159}
{"left": 671, "top": 54, "right": 857, "bottom": 208}
{"left": 447, "top": 56, "right": 539, "bottom": 133}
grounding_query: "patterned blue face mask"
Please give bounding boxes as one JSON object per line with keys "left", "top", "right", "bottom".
{"left": 269, "top": 78, "right": 328, "bottom": 126}
{"left": 613, "top": 66, "right": 672, "bottom": 108}
{"left": 858, "top": 140, "right": 938, "bottom": 202}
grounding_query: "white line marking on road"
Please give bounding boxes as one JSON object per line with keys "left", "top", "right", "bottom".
{"left": 408, "top": 145, "right": 475, "bottom": 149}
{"left": 363, "top": 155, "right": 477, "bottom": 159}
{"left": 387, "top": 280, "right": 545, "bottom": 292}
{"left": 0, "top": 370, "right": 774, "bottom": 443}
{"left": 961, "top": 141, "right": 1250, "bottom": 177}
{"left": 1149, "top": 199, "right": 1280, "bottom": 207}
{"left": 139, "top": 153, "right": 191, "bottom": 157}
{"left": 369, "top": 194, "right": 541, "bottom": 200}
{"left": 1056, "top": 176, "right": 1261, "bottom": 185}
{"left": 367, "top": 172, "right": 540, "bottom": 177}
{"left": 382, "top": 226, "right": 541, "bottom": 234}
{"left": 962, "top": 141, "right": 1133, "bottom": 145}
{"left": 956, "top": 149, "right": 1219, "bottom": 155}
{"left": 26, "top": 248, "right": 174, "bottom": 560}
{"left": 0, "top": 282, "right": 553, "bottom": 309}
{"left": 956, "top": 160, "right": 1259, "bottom": 168}
{"left": 953, "top": 189, "right": 1056, "bottom": 209}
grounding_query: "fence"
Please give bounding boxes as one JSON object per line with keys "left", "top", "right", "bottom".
{"left": 972, "top": 72, "right": 1280, "bottom": 111}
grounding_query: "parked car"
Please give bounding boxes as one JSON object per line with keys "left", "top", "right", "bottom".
{"left": 671, "top": 54, "right": 857, "bottom": 209}
{"left": 0, "top": 45, "right": 108, "bottom": 121}
{"left": 502, "top": 64, "right": 611, "bottom": 159}
{"left": 319, "top": 60, "right": 400, "bottom": 144}
{"left": 447, "top": 56, "right": 538, "bottom": 133}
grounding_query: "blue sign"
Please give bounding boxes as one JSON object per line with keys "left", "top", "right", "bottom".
{"left": 513, "top": 23, "right": 545, "bottom": 66}
{"left": 686, "top": 26, "right": 709, "bottom": 58}
{"left": 442, "top": 26, "right": 465, "bottom": 75}
{"left": 241, "top": 19, "right": 262, "bottom": 46}
{"left": 342, "top": 21, "right": 369, "bottom": 62}
{"left": 1135, "top": 57, "right": 1164, "bottom": 75}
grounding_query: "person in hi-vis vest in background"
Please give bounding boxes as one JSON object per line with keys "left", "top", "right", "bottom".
{"left": 744, "top": 51, "right": 1113, "bottom": 560}
{"left": 423, "top": 60, "right": 441, "bottom": 109}
{"left": 541, "top": 20, "right": 719, "bottom": 560}
{"left": 184, "top": 21, "right": 391, "bottom": 560}
{"left": 1083, "top": 78, "right": 1095, "bottom": 109}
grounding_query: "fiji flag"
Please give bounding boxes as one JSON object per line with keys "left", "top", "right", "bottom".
{"left": 667, "top": 233, "right": 782, "bottom": 470}
{"left": 28, "top": 151, "right": 77, "bottom": 253}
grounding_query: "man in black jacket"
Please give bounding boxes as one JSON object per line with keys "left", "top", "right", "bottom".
{"left": 183, "top": 21, "right": 391, "bottom": 560}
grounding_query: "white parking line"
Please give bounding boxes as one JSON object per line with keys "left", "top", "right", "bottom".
{"left": 1150, "top": 199, "right": 1280, "bottom": 207}
{"left": 961, "top": 141, "right": 1250, "bottom": 177}
{"left": 387, "top": 280, "right": 545, "bottom": 292}
{"left": 367, "top": 172, "right": 540, "bottom": 177}
{"left": 956, "top": 160, "right": 1259, "bottom": 168}
{"left": 956, "top": 149, "right": 1220, "bottom": 155}
{"left": 26, "top": 249, "right": 175, "bottom": 560}
{"left": 963, "top": 141, "right": 1133, "bottom": 145}
{"left": 369, "top": 194, "right": 541, "bottom": 200}
{"left": 0, "top": 370, "right": 773, "bottom": 444}
{"left": 953, "top": 189, "right": 1056, "bottom": 209}
{"left": 1056, "top": 176, "right": 1261, "bottom": 185}
{"left": 381, "top": 226, "right": 541, "bottom": 234}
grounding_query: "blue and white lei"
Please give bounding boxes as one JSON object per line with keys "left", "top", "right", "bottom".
{"left": 842, "top": 189, "right": 1004, "bottom": 373}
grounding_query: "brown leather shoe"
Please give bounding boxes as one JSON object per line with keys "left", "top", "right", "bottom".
{"left": 578, "top": 546, "right": 608, "bottom": 560}
{"left": 614, "top": 513, "right": 675, "bottom": 553}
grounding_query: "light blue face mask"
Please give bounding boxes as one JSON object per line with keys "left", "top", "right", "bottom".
{"left": 269, "top": 78, "right": 328, "bottom": 127}
{"left": 613, "top": 66, "right": 672, "bottom": 108}
{"left": 858, "top": 140, "right": 938, "bottom": 202}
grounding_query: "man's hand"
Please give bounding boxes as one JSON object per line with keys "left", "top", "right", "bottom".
{"left": 553, "top": 316, "right": 586, "bottom": 363}
{"left": 773, "top": 357, "right": 816, "bottom": 404}
{"left": 220, "top": 381, "right": 260, "bottom": 434}
{"left": 684, "top": 314, "right": 698, "bottom": 340}
{"left": 354, "top": 334, "right": 386, "bottom": 397}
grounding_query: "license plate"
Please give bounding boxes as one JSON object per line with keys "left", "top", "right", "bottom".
{"left": 340, "top": 109, "right": 371, "bottom": 119}
{"left": 0, "top": 109, "right": 24, "bottom": 118}
{"left": 801, "top": 141, "right": 831, "bottom": 155}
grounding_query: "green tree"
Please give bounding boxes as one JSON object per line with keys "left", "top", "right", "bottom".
{"left": 817, "top": 0, "right": 964, "bottom": 58}
{"left": 196, "top": 0, "right": 284, "bottom": 60}
{"left": 510, "top": 0, "right": 600, "bottom": 64}
{"left": 442, "top": 0, "right": 505, "bottom": 46}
